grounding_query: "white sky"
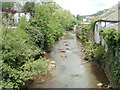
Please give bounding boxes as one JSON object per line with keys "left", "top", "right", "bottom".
{"left": 54, "top": 0, "right": 120, "bottom": 16}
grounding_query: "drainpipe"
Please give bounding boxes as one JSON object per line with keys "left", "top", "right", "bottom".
{"left": 105, "top": 22, "right": 106, "bottom": 28}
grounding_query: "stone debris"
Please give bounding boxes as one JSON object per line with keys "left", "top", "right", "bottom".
{"left": 61, "top": 55, "right": 67, "bottom": 59}
{"left": 66, "top": 48, "right": 69, "bottom": 50}
{"left": 81, "top": 49, "right": 85, "bottom": 52}
{"left": 63, "top": 32, "right": 67, "bottom": 35}
{"left": 35, "top": 79, "right": 45, "bottom": 84}
{"left": 43, "top": 51, "right": 46, "bottom": 54}
{"left": 48, "top": 61, "right": 56, "bottom": 70}
{"left": 61, "top": 36, "right": 64, "bottom": 39}
{"left": 82, "top": 61, "right": 89, "bottom": 64}
{"left": 65, "top": 43, "right": 69, "bottom": 46}
{"left": 70, "top": 74, "right": 80, "bottom": 76}
{"left": 107, "top": 85, "right": 113, "bottom": 89}
{"left": 50, "top": 61, "right": 56, "bottom": 64}
{"left": 28, "top": 74, "right": 45, "bottom": 84}
{"left": 63, "top": 41, "right": 69, "bottom": 46}
{"left": 58, "top": 49, "right": 66, "bottom": 53}
{"left": 61, "top": 50, "right": 66, "bottom": 53}
{"left": 41, "top": 79, "right": 45, "bottom": 83}
{"left": 7, "top": 26, "right": 18, "bottom": 29}
{"left": 28, "top": 77, "right": 34, "bottom": 81}
{"left": 97, "top": 83, "right": 113, "bottom": 89}
{"left": 97, "top": 83, "right": 103, "bottom": 88}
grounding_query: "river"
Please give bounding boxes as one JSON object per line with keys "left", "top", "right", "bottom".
{"left": 28, "top": 31, "right": 108, "bottom": 88}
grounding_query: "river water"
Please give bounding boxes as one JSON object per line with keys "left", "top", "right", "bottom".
{"left": 28, "top": 31, "right": 108, "bottom": 88}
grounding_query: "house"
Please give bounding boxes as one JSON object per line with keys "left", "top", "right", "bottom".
{"left": 94, "top": 10, "right": 120, "bottom": 51}
{"left": 80, "top": 22, "right": 91, "bottom": 25}
{"left": 2, "top": 7, "right": 31, "bottom": 25}
{"left": 83, "top": 16, "right": 95, "bottom": 22}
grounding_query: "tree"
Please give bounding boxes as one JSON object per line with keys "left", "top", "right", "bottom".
{"left": 30, "top": 1, "right": 77, "bottom": 51}
{"left": 23, "top": 2, "right": 35, "bottom": 15}
{"left": 2, "top": 2, "right": 14, "bottom": 11}
{"left": 76, "top": 14, "right": 82, "bottom": 21}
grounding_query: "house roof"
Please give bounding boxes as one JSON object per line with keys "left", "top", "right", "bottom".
{"left": 101, "top": 10, "right": 119, "bottom": 21}
{"left": 93, "top": 10, "right": 120, "bottom": 30}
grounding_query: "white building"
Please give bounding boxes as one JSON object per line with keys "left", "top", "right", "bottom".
{"left": 13, "top": 12, "right": 31, "bottom": 24}
{"left": 94, "top": 10, "right": 119, "bottom": 51}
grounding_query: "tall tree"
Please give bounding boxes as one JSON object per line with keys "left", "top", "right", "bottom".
{"left": 76, "top": 14, "right": 82, "bottom": 21}
{"left": 23, "top": 2, "right": 35, "bottom": 15}
{"left": 2, "top": 2, "right": 14, "bottom": 11}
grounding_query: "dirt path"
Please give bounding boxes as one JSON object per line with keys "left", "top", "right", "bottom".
{"left": 28, "top": 31, "right": 108, "bottom": 88}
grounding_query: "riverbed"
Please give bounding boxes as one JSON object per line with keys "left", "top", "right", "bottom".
{"left": 28, "top": 31, "right": 108, "bottom": 88}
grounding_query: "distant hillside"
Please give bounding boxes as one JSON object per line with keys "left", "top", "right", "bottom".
{"left": 81, "top": 9, "right": 109, "bottom": 19}
{"left": 90, "top": 9, "right": 109, "bottom": 16}
{"left": 80, "top": 3, "right": 119, "bottom": 21}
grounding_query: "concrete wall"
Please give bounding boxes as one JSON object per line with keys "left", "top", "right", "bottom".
{"left": 94, "top": 22, "right": 101, "bottom": 43}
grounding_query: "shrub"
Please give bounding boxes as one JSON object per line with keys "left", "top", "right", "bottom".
{"left": 99, "top": 28, "right": 120, "bottom": 87}
{"left": 1, "top": 28, "right": 49, "bottom": 89}
{"left": 76, "top": 25, "right": 92, "bottom": 43}
{"left": 2, "top": 28, "right": 40, "bottom": 68}
{"left": 30, "top": 2, "right": 77, "bottom": 52}
{"left": 76, "top": 25, "right": 95, "bottom": 61}
{"left": 25, "top": 28, "right": 44, "bottom": 50}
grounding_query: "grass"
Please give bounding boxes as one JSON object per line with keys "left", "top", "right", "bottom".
{"left": 63, "top": 33, "right": 74, "bottom": 39}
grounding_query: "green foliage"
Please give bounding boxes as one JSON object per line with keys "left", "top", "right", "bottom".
{"left": 76, "top": 25, "right": 91, "bottom": 43}
{"left": 76, "top": 14, "right": 83, "bottom": 21}
{"left": 23, "top": 2, "right": 35, "bottom": 15}
{"left": 30, "top": 2, "right": 76, "bottom": 52}
{"left": 25, "top": 28, "right": 44, "bottom": 49}
{"left": 77, "top": 18, "right": 120, "bottom": 88}
{"left": 1, "top": 1, "right": 77, "bottom": 89}
{"left": 99, "top": 28, "right": 120, "bottom": 87}
{"left": 94, "top": 45, "right": 105, "bottom": 60}
{"left": 2, "top": 28, "right": 40, "bottom": 68}
{"left": 21, "top": 58, "right": 50, "bottom": 76}
{"left": 100, "top": 28, "right": 119, "bottom": 51}
{"left": 2, "top": 2, "right": 14, "bottom": 11}
{"left": 64, "top": 33, "right": 74, "bottom": 39}
{"left": 19, "top": 16, "right": 30, "bottom": 30}
{"left": 76, "top": 25, "right": 95, "bottom": 61}
{"left": 1, "top": 28, "right": 49, "bottom": 89}
{"left": 83, "top": 41, "right": 96, "bottom": 61}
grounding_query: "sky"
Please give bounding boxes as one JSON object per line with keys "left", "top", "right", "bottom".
{"left": 54, "top": 0, "right": 120, "bottom": 16}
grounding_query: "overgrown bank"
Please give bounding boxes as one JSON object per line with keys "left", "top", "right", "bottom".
{"left": 1, "top": 2, "right": 77, "bottom": 89}
{"left": 76, "top": 25, "right": 120, "bottom": 88}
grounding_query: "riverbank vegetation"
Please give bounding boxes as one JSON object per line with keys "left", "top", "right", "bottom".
{"left": 76, "top": 24, "right": 120, "bottom": 88}
{"left": 1, "top": 1, "right": 77, "bottom": 89}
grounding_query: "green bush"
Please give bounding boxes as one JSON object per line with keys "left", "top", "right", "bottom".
{"left": 99, "top": 28, "right": 120, "bottom": 88}
{"left": 30, "top": 2, "right": 77, "bottom": 52}
{"left": 19, "top": 16, "right": 30, "bottom": 30}
{"left": 21, "top": 58, "right": 50, "bottom": 76}
{"left": 100, "top": 28, "right": 118, "bottom": 51}
{"left": 1, "top": 28, "right": 49, "bottom": 89}
{"left": 76, "top": 25, "right": 95, "bottom": 61}
{"left": 76, "top": 25, "right": 92, "bottom": 43}
{"left": 1, "top": 1, "right": 77, "bottom": 89}
{"left": 2, "top": 28, "right": 40, "bottom": 68}
{"left": 25, "top": 28, "right": 44, "bottom": 50}
{"left": 77, "top": 22, "right": 120, "bottom": 88}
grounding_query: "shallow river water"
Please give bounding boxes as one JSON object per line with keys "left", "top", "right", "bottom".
{"left": 29, "top": 31, "right": 108, "bottom": 88}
